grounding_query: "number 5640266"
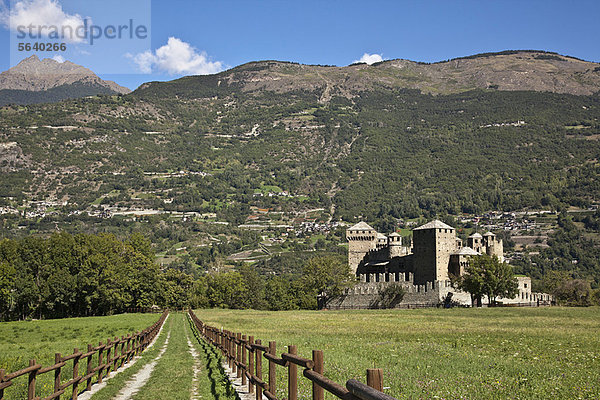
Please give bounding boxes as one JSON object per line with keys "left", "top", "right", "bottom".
{"left": 18, "top": 43, "right": 67, "bottom": 51}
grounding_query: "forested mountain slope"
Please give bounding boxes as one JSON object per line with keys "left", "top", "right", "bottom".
{"left": 2, "top": 51, "right": 599, "bottom": 220}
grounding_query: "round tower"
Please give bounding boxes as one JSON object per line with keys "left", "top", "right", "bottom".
{"left": 483, "top": 231, "right": 504, "bottom": 262}
{"left": 387, "top": 232, "right": 406, "bottom": 258}
{"left": 346, "top": 222, "right": 377, "bottom": 275}
{"left": 467, "top": 232, "right": 483, "bottom": 253}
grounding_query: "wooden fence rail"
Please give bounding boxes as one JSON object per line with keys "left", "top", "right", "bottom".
{"left": 188, "top": 309, "right": 399, "bottom": 400}
{"left": 0, "top": 310, "right": 168, "bottom": 400}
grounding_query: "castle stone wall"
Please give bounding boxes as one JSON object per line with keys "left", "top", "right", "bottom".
{"left": 326, "top": 281, "right": 440, "bottom": 309}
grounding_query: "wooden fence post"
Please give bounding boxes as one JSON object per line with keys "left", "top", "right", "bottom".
{"left": 72, "top": 349, "right": 79, "bottom": 400}
{"left": 231, "top": 332, "right": 236, "bottom": 371}
{"left": 120, "top": 336, "right": 125, "bottom": 368}
{"left": 219, "top": 329, "right": 223, "bottom": 354}
{"left": 248, "top": 336, "right": 255, "bottom": 394}
{"left": 27, "top": 359, "right": 36, "bottom": 400}
{"left": 241, "top": 335, "right": 247, "bottom": 386}
{"left": 236, "top": 333, "right": 242, "bottom": 379}
{"left": 86, "top": 344, "right": 93, "bottom": 391}
{"left": 367, "top": 368, "right": 383, "bottom": 391}
{"left": 268, "top": 341, "right": 276, "bottom": 398}
{"left": 312, "top": 350, "right": 324, "bottom": 400}
{"left": 229, "top": 332, "right": 235, "bottom": 372}
{"left": 105, "top": 339, "right": 112, "bottom": 376}
{"left": 98, "top": 342, "right": 104, "bottom": 384}
{"left": 255, "top": 339, "right": 263, "bottom": 400}
{"left": 0, "top": 368, "right": 5, "bottom": 400}
{"left": 54, "top": 353, "right": 61, "bottom": 400}
{"left": 127, "top": 335, "right": 131, "bottom": 362}
{"left": 288, "top": 345, "right": 297, "bottom": 400}
{"left": 113, "top": 337, "right": 119, "bottom": 371}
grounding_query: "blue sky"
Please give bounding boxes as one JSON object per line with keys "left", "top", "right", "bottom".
{"left": 1, "top": 0, "right": 600, "bottom": 90}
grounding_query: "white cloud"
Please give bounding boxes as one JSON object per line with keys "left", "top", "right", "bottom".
{"left": 353, "top": 53, "right": 384, "bottom": 65}
{"left": 52, "top": 54, "right": 64, "bottom": 62}
{"left": 0, "top": 0, "right": 86, "bottom": 43}
{"left": 129, "top": 37, "right": 226, "bottom": 75}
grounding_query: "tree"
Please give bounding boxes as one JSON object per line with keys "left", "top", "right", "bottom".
{"left": 554, "top": 279, "right": 592, "bottom": 306}
{"left": 0, "top": 261, "right": 16, "bottom": 320}
{"left": 238, "top": 265, "right": 266, "bottom": 309}
{"left": 541, "top": 270, "right": 572, "bottom": 295}
{"left": 451, "top": 260, "right": 486, "bottom": 307}
{"left": 300, "top": 256, "right": 355, "bottom": 308}
{"left": 205, "top": 271, "right": 247, "bottom": 309}
{"left": 376, "top": 283, "right": 406, "bottom": 308}
{"left": 482, "top": 257, "right": 519, "bottom": 305}
{"left": 451, "top": 254, "right": 518, "bottom": 306}
{"left": 264, "top": 276, "right": 297, "bottom": 310}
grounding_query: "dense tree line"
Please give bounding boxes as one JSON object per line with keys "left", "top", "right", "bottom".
{"left": 0, "top": 232, "right": 354, "bottom": 321}
{"left": 0, "top": 232, "right": 166, "bottom": 320}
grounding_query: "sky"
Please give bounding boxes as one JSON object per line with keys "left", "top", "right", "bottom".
{"left": 1, "top": 0, "right": 600, "bottom": 90}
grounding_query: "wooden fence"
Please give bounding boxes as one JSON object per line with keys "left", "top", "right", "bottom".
{"left": 188, "top": 309, "right": 398, "bottom": 400}
{"left": 125, "top": 307, "right": 164, "bottom": 314}
{"left": 0, "top": 310, "right": 168, "bottom": 400}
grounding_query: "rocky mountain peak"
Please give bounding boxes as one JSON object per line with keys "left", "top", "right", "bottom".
{"left": 9, "top": 55, "right": 94, "bottom": 76}
{"left": 0, "top": 56, "right": 130, "bottom": 94}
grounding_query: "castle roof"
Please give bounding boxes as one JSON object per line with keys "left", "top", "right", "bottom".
{"left": 483, "top": 231, "right": 495, "bottom": 237}
{"left": 468, "top": 232, "right": 483, "bottom": 238}
{"left": 377, "top": 233, "right": 387, "bottom": 239}
{"left": 348, "top": 221, "right": 375, "bottom": 231}
{"left": 454, "top": 247, "right": 480, "bottom": 256}
{"left": 414, "top": 220, "right": 454, "bottom": 231}
{"left": 388, "top": 232, "right": 401, "bottom": 237}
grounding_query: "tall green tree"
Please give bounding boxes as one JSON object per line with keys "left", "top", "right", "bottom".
{"left": 452, "top": 254, "right": 518, "bottom": 306}
{"left": 300, "top": 255, "right": 355, "bottom": 309}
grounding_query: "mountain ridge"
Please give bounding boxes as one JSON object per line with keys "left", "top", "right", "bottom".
{"left": 0, "top": 55, "right": 130, "bottom": 105}
{"left": 135, "top": 50, "right": 600, "bottom": 98}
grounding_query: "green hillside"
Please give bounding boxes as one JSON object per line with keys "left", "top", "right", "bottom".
{"left": 1, "top": 50, "right": 600, "bottom": 286}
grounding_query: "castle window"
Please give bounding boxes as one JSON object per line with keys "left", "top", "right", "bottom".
{"left": 524, "top": 283, "right": 528, "bottom": 288}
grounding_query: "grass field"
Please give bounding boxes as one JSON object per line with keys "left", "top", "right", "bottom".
{"left": 0, "top": 313, "right": 159, "bottom": 399}
{"left": 90, "top": 312, "right": 237, "bottom": 400}
{"left": 193, "top": 307, "right": 600, "bottom": 400}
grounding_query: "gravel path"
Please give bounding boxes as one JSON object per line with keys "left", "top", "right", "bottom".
{"left": 186, "top": 329, "right": 202, "bottom": 399}
{"left": 111, "top": 328, "right": 172, "bottom": 400}
{"left": 79, "top": 314, "right": 170, "bottom": 400}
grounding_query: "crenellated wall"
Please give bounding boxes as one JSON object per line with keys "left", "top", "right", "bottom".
{"left": 326, "top": 278, "right": 553, "bottom": 309}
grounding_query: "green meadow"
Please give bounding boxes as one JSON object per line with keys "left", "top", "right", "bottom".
{"left": 193, "top": 307, "right": 600, "bottom": 400}
{"left": 0, "top": 313, "right": 159, "bottom": 399}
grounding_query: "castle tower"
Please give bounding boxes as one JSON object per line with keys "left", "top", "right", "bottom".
{"left": 483, "top": 231, "right": 504, "bottom": 262}
{"left": 467, "top": 232, "right": 483, "bottom": 253}
{"left": 376, "top": 233, "right": 388, "bottom": 249}
{"left": 387, "top": 232, "right": 407, "bottom": 258}
{"left": 346, "top": 222, "right": 378, "bottom": 274}
{"left": 449, "top": 246, "right": 480, "bottom": 277}
{"left": 412, "top": 220, "right": 458, "bottom": 284}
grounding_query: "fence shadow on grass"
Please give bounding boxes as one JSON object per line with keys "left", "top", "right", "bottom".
{"left": 187, "top": 315, "right": 239, "bottom": 400}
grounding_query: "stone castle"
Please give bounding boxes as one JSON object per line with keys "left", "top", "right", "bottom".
{"left": 326, "top": 220, "right": 551, "bottom": 308}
